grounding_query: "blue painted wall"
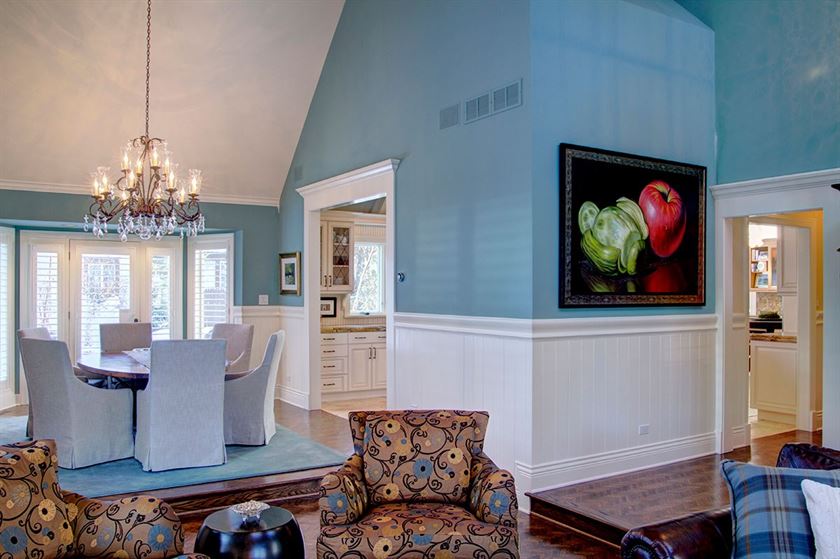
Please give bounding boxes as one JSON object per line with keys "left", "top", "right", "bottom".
{"left": 0, "top": 189, "right": 280, "bottom": 306}
{"left": 278, "top": 0, "right": 534, "bottom": 318}
{"left": 530, "top": 0, "right": 716, "bottom": 317}
{"left": 677, "top": 0, "right": 840, "bottom": 184}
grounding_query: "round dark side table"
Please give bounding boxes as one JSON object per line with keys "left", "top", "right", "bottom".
{"left": 194, "top": 506, "right": 305, "bottom": 559}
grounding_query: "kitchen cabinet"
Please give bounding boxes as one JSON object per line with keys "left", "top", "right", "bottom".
{"left": 320, "top": 330, "right": 386, "bottom": 397}
{"left": 320, "top": 220, "right": 354, "bottom": 293}
{"left": 749, "top": 337, "right": 797, "bottom": 424}
{"left": 749, "top": 242, "right": 777, "bottom": 291}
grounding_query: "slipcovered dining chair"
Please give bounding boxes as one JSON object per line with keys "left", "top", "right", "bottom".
{"left": 211, "top": 323, "right": 255, "bottom": 373}
{"left": 18, "top": 338, "right": 134, "bottom": 468}
{"left": 100, "top": 322, "right": 152, "bottom": 352}
{"left": 17, "top": 327, "right": 51, "bottom": 439}
{"left": 135, "top": 339, "right": 227, "bottom": 471}
{"left": 223, "top": 330, "right": 285, "bottom": 445}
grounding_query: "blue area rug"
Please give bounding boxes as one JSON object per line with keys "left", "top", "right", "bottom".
{"left": 0, "top": 415, "right": 344, "bottom": 498}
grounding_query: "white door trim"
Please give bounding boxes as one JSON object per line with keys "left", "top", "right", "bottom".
{"left": 297, "top": 159, "right": 399, "bottom": 410}
{"left": 712, "top": 166, "right": 840, "bottom": 451}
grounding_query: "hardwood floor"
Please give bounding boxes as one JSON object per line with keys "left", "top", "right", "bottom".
{"left": 528, "top": 430, "right": 823, "bottom": 545}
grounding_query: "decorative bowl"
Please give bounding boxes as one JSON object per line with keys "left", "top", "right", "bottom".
{"left": 230, "top": 500, "right": 270, "bottom": 524}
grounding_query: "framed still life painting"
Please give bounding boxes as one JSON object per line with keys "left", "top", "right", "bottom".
{"left": 559, "top": 144, "right": 706, "bottom": 307}
{"left": 279, "top": 252, "right": 301, "bottom": 295}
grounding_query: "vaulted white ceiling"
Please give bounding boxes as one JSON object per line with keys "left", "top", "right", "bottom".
{"left": 0, "top": 0, "right": 343, "bottom": 206}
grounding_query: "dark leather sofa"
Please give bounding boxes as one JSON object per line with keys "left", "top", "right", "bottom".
{"left": 620, "top": 443, "right": 840, "bottom": 559}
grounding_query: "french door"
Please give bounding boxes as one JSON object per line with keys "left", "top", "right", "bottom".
{"left": 69, "top": 240, "right": 182, "bottom": 358}
{"left": 0, "top": 227, "right": 15, "bottom": 409}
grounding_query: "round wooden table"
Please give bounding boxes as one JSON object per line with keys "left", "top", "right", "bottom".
{"left": 76, "top": 352, "right": 241, "bottom": 383}
{"left": 195, "top": 507, "right": 304, "bottom": 559}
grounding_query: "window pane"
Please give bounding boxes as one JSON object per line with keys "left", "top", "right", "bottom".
{"left": 194, "top": 248, "right": 228, "bottom": 338}
{"left": 35, "top": 251, "right": 59, "bottom": 339}
{"left": 150, "top": 255, "right": 171, "bottom": 340}
{"left": 349, "top": 242, "right": 384, "bottom": 315}
{"left": 80, "top": 253, "right": 131, "bottom": 354}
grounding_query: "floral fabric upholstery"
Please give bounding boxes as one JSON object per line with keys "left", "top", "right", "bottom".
{"left": 319, "top": 410, "right": 519, "bottom": 558}
{"left": 320, "top": 454, "right": 369, "bottom": 526}
{"left": 317, "top": 502, "right": 519, "bottom": 558}
{"left": 0, "top": 440, "right": 74, "bottom": 558}
{"left": 64, "top": 492, "right": 186, "bottom": 558}
{"left": 362, "top": 410, "right": 489, "bottom": 505}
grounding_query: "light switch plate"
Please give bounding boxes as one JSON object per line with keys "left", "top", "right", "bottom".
{"left": 258, "top": 294, "right": 269, "bottom": 306}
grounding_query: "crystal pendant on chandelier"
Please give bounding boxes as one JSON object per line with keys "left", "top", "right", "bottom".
{"left": 83, "top": 0, "right": 205, "bottom": 241}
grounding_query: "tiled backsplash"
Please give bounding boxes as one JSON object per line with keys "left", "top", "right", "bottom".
{"left": 320, "top": 294, "right": 385, "bottom": 327}
{"left": 756, "top": 292, "right": 782, "bottom": 316}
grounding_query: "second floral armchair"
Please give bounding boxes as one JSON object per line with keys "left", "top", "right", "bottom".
{"left": 317, "top": 410, "right": 519, "bottom": 558}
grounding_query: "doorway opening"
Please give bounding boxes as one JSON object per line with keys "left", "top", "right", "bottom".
{"left": 743, "top": 212, "right": 824, "bottom": 441}
{"left": 297, "top": 160, "right": 398, "bottom": 412}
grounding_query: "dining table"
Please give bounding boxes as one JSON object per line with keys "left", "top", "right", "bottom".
{"left": 76, "top": 351, "right": 243, "bottom": 385}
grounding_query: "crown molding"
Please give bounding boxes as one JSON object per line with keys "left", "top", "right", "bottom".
{"left": 710, "top": 168, "right": 840, "bottom": 200}
{"left": 0, "top": 178, "right": 280, "bottom": 207}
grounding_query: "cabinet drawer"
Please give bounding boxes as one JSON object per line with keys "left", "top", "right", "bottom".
{"left": 321, "top": 358, "right": 346, "bottom": 374}
{"left": 321, "top": 375, "right": 346, "bottom": 393}
{"left": 321, "top": 344, "right": 348, "bottom": 358}
{"left": 348, "top": 332, "right": 385, "bottom": 344}
{"left": 321, "top": 333, "right": 348, "bottom": 345}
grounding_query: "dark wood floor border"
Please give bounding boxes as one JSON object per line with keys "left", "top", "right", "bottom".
{"left": 528, "top": 495, "right": 626, "bottom": 546}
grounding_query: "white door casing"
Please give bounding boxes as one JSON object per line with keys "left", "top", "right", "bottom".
{"left": 297, "top": 159, "right": 398, "bottom": 410}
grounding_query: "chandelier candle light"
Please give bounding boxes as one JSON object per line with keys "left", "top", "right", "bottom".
{"left": 84, "top": 0, "right": 205, "bottom": 241}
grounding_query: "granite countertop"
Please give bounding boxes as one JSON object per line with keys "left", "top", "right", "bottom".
{"left": 750, "top": 333, "right": 797, "bottom": 343}
{"left": 321, "top": 326, "right": 386, "bottom": 333}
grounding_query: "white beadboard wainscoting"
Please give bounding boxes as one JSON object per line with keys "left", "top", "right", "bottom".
{"left": 393, "top": 312, "right": 718, "bottom": 510}
{"left": 232, "top": 306, "right": 307, "bottom": 407}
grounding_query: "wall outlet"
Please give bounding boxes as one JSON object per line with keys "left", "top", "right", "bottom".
{"left": 638, "top": 424, "right": 650, "bottom": 435}
{"left": 258, "top": 294, "right": 269, "bottom": 305}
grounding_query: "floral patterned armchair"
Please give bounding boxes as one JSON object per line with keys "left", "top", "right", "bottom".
{"left": 0, "top": 439, "right": 205, "bottom": 559}
{"left": 318, "top": 410, "right": 519, "bottom": 558}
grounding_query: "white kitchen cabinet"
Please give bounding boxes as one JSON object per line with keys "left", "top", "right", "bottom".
{"left": 320, "top": 220, "right": 354, "bottom": 293}
{"left": 349, "top": 346, "right": 373, "bottom": 390}
{"left": 750, "top": 339, "right": 797, "bottom": 424}
{"left": 372, "top": 343, "right": 386, "bottom": 388}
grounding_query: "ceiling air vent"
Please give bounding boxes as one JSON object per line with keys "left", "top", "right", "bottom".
{"left": 439, "top": 104, "right": 460, "bottom": 129}
{"left": 464, "top": 79, "right": 522, "bottom": 125}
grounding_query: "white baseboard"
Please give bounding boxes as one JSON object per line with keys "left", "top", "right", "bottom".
{"left": 277, "top": 386, "right": 309, "bottom": 409}
{"left": 322, "top": 388, "right": 386, "bottom": 402}
{"left": 517, "top": 432, "right": 717, "bottom": 505}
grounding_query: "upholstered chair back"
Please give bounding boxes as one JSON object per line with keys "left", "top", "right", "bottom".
{"left": 100, "top": 322, "right": 152, "bottom": 352}
{"left": 17, "top": 326, "right": 52, "bottom": 340}
{"left": 211, "top": 323, "right": 255, "bottom": 373}
{"left": 349, "top": 410, "right": 490, "bottom": 506}
{"left": 19, "top": 338, "right": 79, "bottom": 444}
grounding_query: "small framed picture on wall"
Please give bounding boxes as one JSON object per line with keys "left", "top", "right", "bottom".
{"left": 320, "top": 297, "right": 337, "bottom": 317}
{"left": 279, "top": 252, "right": 301, "bottom": 295}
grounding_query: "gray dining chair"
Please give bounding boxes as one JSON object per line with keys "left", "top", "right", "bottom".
{"left": 223, "top": 330, "right": 285, "bottom": 445}
{"left": 134, "top": 339, "right": 227, "bottom": 471}
{"left": 211, "top": 323, "right": 255, "bottom": 373}
{"left": 100, "top": 322, "right": 152, "bottom": 352}
{"left": 18, "top": 338, "right": 134, "bottom": 468}
{"left": 17, "top": 328, "right": 51, "bottom": 439}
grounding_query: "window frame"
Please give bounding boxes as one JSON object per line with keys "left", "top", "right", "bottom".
{"left": 187, "top": 233, "right": 234, "bottom": 339}
{"left": 0, "top": 226, "right": 16, "bottom": 407}
{"left": 346, "top": 223, "right": 386, "bottom": 317}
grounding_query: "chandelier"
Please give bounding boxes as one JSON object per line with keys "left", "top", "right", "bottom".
{"left": 84, "top": 0, "right": 205, "bottom": 241}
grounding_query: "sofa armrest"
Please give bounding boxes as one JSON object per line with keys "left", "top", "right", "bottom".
{"left": 776, "top": 443, "right": 840, "bottom": 470}
{"left": 468, "top": 452, "right": 518, "bottom": 528}
{"left": 319, "top": 454, "right": 369, "bottom": 526}
{"left": 620, "top": 507, "right": 732, "bottom": 559}
{"left": 63, "top": 491, "right": 185, "bottom": 558}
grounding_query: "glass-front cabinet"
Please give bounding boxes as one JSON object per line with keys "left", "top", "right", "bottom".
{"left": 320, "top": 220, "right": 354, "bottom": 293}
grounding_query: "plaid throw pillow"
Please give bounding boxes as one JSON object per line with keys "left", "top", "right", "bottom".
{"left": 721, "top": 459, "right": 840, "bottom": 558}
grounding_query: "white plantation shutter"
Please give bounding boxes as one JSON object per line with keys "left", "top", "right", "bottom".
{"left": 34, "top": 250, "right": 60, "bottom": 339}
{"left": 79, "top": 252, "right": 131, "bottom": 354}
{"left": 150, "top": 254, "right": 172, "bottom": 340}
{"left": 0, "top": 227, "right": 14, "bottom": 389}
{"left": 190, "top": 235, "right": 233, "bottom": 339}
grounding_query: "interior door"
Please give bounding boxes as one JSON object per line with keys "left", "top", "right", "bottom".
{"left": 70, "top": 241, "right": 140, "bottom": 358}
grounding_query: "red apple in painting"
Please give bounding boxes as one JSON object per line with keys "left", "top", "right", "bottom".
{"left": 639, "top": 180, "right": 686, "bottom": 258}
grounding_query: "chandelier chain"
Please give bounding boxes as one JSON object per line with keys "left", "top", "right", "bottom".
{"left": 145, "top": 0, "right": 152, "bottom": 138}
